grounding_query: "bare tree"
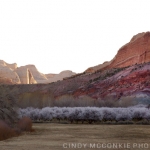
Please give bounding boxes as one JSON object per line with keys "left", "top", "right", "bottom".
{"left": 0, "top": 85, "right": 18, "bottom": 126}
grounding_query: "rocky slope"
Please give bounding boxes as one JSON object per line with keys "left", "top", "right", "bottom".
{"left": 11, "top": 62, "right": 150, "bottom": 108}
{"left": 74, "top": 63, "right": 150, "bottom": 100}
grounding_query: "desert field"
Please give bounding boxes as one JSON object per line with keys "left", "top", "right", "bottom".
{"left": 0, "top": 123, "right": 150, "bottom": 150}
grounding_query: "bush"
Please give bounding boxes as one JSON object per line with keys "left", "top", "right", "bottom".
{"left": 18, "top": 117, "right": 33, "bottom": 132}
{"left": 0, "top": 120, "right": 17, "bottom": 141}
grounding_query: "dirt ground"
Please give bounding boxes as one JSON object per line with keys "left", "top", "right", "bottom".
{"left": 0, "top": 123, "right": 150, "bottom": 150}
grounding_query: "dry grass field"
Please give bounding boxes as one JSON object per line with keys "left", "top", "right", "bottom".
{"left": 0, "top": 123, "right": 150, "bottom": 150}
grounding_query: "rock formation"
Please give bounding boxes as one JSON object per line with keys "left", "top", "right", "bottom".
{"left": 85, "top": 32, "right": 150, "bottom": 73}
{"left": 25, "top": 65, "right": 48, "bottom": 83}
{"left": 0, "top": 60, "right": 21, "bottom": 84}
{"left": 108, "top": 32, "right": 150, "bottom": 68}
{"left": 5, "top": 62, "right": 17, "bottom": 70}
{"left": 15, "top": 66, "right": 37, "bottom": 84}
{"left": 85, "top": 61, "right": 111, "bottom": 73}
{"left": 46, "top": 70, "right": 76, "bottom": 82}
{"left": 0, "top": 60, "right": 75, "bottom": 84}
{"left": 16, "top": 65, "right": 47, "bottom": 84}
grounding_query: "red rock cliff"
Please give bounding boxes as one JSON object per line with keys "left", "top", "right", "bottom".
{"left": 85, "top": 32, "right": 150, "bottom": 73}
{"left": 109, "top": 32, "right": 150, "bottom": 68}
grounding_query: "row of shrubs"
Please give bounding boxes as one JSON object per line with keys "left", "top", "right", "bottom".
{"left": 19, "top": 106, "right": 150, "bottom": 124}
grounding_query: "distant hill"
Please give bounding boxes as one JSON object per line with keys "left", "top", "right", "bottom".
{"left": 0, "top": 60, "right": 76, "bottom": 84}
{"left": 85, "top": 32, "right": 150, "bottom": 73}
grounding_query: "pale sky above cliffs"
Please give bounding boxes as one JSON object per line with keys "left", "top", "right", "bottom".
{"left": 0, "top": 0, "right": 150, "bottom": 74}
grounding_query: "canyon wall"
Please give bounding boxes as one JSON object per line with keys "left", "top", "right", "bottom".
{"left": 0, "top": 60, "right": 21, "bottom": 84}
{"left": 15, "top": 66, "right": 37, "bottom": 84}
{"left": 109, "top": 32, "right": 150, "bottom": 68}
{"left": 85, "top": 32, "right": 150, "bottom": 73}
{"left": 0, "top": 60, "right": 75, "bottom": 84}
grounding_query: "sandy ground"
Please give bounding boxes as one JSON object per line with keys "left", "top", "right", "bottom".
{"left": 0, "top": 123, "right": 150, "bottom": 150}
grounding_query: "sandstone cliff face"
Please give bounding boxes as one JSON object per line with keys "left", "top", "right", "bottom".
{"left": 15, "top": 66, "right": 76, "bottom": 84}
{"left": 85, "top": 32, "right": 150, "bottom": 73}
{"left": 15, "top": 66, "right": 37, "bottom": 84}
{"left": 0, "top": 60, "right": 21, "bottom": 84}
{"left": 0, "top": 77, "right": 14, "bottom": 84}
{"left": 5, "top": 62, "right": 17, "bottom": 70}
{"left": 18, "top": 65, "right": 47, "bottom": 84}
{"left": 0, "top": 60, "right": 75, "bottom": 84}
{"left": 109, "top": 32, "right": 150, "bottom": 69}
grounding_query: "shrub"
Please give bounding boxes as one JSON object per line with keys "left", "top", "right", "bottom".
{"left": 0, "top": 120, "right": 17, "bottom": 141}
{"left": 17, "top": 117, "right": 33, "bottom": 132}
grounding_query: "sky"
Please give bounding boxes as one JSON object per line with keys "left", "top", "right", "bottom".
{"left": 0, "top": 0, "right": 150, "bottom": 74}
